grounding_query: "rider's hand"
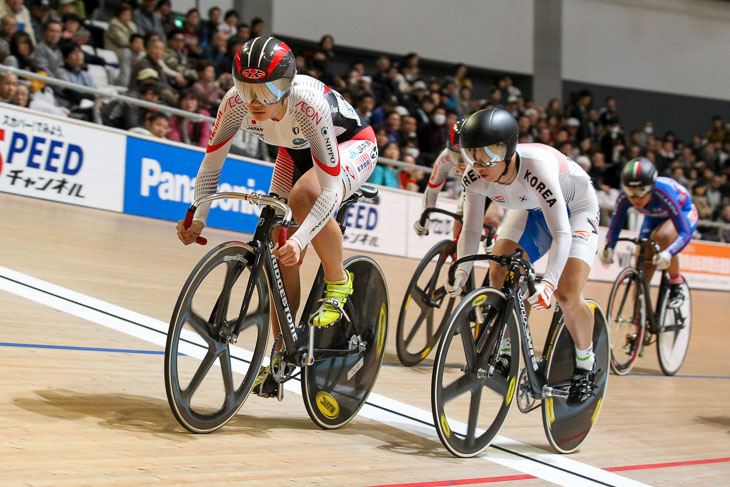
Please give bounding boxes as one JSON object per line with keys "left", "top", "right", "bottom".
{"left": 483, "top": 234, "right": 497, "bottom": 254}
{"left": 445, "top": 269, "right": 468, "bottom": 298}
{"left": 599, "top": 247, "right": 614, "bottom": 266}
{"left": 413, "top": 218, "right": 430, "bottom": 236}
{"left": 653, "top": 250, "right": 672, "bottom": 270}
{"left": 527, "top": 280, "right": 555, "bottom": 310}
{"left": 176, "top": 219, "right": 204, "bottom": 245}
{"left": 277, "top": 238, "right": 302, "bottom": 266}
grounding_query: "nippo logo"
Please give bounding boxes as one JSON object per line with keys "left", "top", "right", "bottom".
{"left": 241, "top": 68, "right": 265, "bottom": 79}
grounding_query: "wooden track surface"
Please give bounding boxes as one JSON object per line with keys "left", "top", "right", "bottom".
{"left": 1, "top": 192, "right": 728, "bottom": 487}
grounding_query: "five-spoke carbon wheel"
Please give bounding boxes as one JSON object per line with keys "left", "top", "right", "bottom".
{"left": 656, "top": 277, "right": 692, "bottom": 376}
{"left": 431, "top": 288, "right": 520, "bottom": 457}
{"left": 165, "top": 242, "right": 270, "bottom": 433}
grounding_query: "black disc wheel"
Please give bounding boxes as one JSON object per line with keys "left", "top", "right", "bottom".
{"left": 396, "top": 240, "right": 456, "bottom": 366}
{"left": 606, "top": 268, "right": 645, "bottom": 375}
{"left": 431, "top": 288, "right": 520, "bottom": 457}
{"left": 301, "top": 256, "right": 389, "bottom": 429}
{"left": 165, "top": 242, "right": 270, "bottom": 433}
{"left": 541, "top": 300, "right": 610, "bottom": 453}
{"left": 656, "top": 276, "right": 692, "bottom": 376}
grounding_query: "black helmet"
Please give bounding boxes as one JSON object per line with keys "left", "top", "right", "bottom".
{"left": 233, "top": 37, "right": 295, "bottom": 105}
{"left": 459, "top": 108, "right": 519, "bottom": 169}
{"left": 447, "top": 118, "right": 466, "bottom": 152}
{"left": 621, "top": 157, "right": 657, "bottom": 197}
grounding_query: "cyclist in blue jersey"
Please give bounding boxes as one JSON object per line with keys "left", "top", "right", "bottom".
{"left": 601, "top": 158, "right": 698, "bottom": 307}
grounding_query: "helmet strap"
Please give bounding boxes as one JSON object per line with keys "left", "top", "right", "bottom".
{"left": 496, "top": 153, "right": 518, "bottom": 184}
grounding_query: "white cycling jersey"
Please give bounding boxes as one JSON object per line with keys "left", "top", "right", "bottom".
{"left": 193, "top": 74, "right": 376, "bottom": 250}
{"left": 458, "top": 143, "right": 598, "bottom": 288}
{"left": 423, "top": 148, "right": 463, "bottom": 210}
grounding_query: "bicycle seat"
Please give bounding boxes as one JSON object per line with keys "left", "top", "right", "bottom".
{"left": 358, "top": 185, "right": 378, "bottom": 199}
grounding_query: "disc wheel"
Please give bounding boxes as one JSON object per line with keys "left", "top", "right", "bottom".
{"left": 165, "top": 242, "right": 270, "bottom": 433}
{"left": 301, "top": 256, "right": 389, "bottom": 429}
{"left": 656, "top": 277, "right": 692, "bottom": 376}
{"left": 541, "top": 300, "right": 610, "bottom": 453}
{"left": 606, "top": 268, "right": 645, "bottom": 375}
{"left": 396, "top": 240, "right": 456, "bottom": 366}
{"left": 431, "top": 288, "right": 520, "bottom": 457}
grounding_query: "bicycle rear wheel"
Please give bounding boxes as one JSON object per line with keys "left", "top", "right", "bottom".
{"left": 606, "top": 268, "right": 645, "bottom": 375}
{"left": 656, "top": 276, "right": 692, "bottom": 376}
{"left": 301, "top": 256, "right": 389, "bottom": 429}
{"left": 165, "top": 242, "right": 270, "bottom": 433}
{"left": 431, "top": 288, "right": 520, "bottom": 458}
{"left": 396, "top": 239, "right": 456, "bottom": 366}
{"left": 541, "top": 300, "right": 609, "bottom": 453}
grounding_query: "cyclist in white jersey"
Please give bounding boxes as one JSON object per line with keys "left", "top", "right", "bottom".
{"left": 176, "top": 38, "right": 378, "bottom": 391}
{"left": 414, "top": 119, "right": 504, "bottom": 240}
{"left": 445, "top": 108, "right": 600, "bottom": 404}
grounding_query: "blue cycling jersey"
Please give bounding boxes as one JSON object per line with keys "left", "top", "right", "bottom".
{"left": 606, "top": 177, "right": 696, "bottom": 256}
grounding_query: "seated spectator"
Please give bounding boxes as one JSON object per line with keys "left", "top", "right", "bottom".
{"left": 5, "top": 31, "right": 37, "bottom": 72}
{"left": 399, "top": 153, "right": 425, "bottom": 192}
{"left": 417, "top": 105, "right": 448, "bottom": 158}
{"left": 133, "top": 0, "right": 165, "bottom": 39}
{"left": 0, "top": 14, "right": 16, "bottom": 61}
{"left": 0, "top": 71, "right": 17, "bottom": 102}
{"left": 181, "top": 8, "right": 201, "bottom": 57}
{"left": 715, "top": 204, "right": 730, "bottom": 243}
{"left": 692, "top": 182, "right": 713, "bottom": 220}
{"left": 130, "top": 38, "right": 180, "bottom": 105}
{"left": 53, "top": 0, "right": 79, "bottom": 21}
{"left": 115, "top": 32, "right": 144, "bottom": 87}
{"left": 163, "top": 28, "right": 197, "bottom": 85}
{"left": 147, "top": 111, "right": 170, "bottom": 138}
{"left": 29, "top": 0, "right": 51, "bottom": 41}
{"left": 201, "top": 31, "right": 227, "bottom": 77}
{"left": 0, "top": 0, "right": 35, "bottom": 44}
{"left": 167, "top": 89, "right": 211, "bottom": 147}
{"left": 60, "top": 13, "right": 88, "bottom": 44}
{"left": 706, "top": 116, "right": 726, "bottom": 144}
{"left": 156, "top": 1, "right": 175, "bottom": 36}
{"left": 200, "top": 7, "right": 221, "bottom": 46}
{"left": 104, "top": 2, "right": 137, "bottom": 61}
{"left": 191, "top": 60, "right": 224, "bottom": 113}
{"left": 57, "top": 42, "right": 95, "bottom": 119}
{"left": 218, "top": 9, "right": 238, "bottom": 39}
{"left": 34, "top": 19, "right": 63, "bottom": 77}
{"left": 250, "top": 17, "right": 265, "bottom": 39}
{"left": 12, "top": 80, "right": 28, "bottom": 106}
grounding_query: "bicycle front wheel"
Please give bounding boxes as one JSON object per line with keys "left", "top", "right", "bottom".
{"left": 606, "top": 268, "right": 645, "bottom": 375}
{"left": 396, "top": 239, "right": 456, "bottom": 366}
{"left": 656, "top": 277, "right": 692, "bottom": 376}
{"left": 165, "top": 241, "right": 270, "bottom": 433}
{"left": 431, "top": 288, "right": 520, "bottom": 458}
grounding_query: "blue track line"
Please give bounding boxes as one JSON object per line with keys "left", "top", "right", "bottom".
{"left": 0, "top": 342, "right": 164, "bottom": 354}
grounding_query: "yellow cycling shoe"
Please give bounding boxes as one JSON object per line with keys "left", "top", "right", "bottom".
{"left": 311, "top": 272, "right": 354, "bottom": 327}
{"left": 253, "top": 358, "right": 279, "bottom": 397}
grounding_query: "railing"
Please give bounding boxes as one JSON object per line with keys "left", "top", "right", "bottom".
{"left": 2, "top": 65, "right": 729, "bottom": 240}
{"left": 0, "top": 65, "right": 433, "bottom": 174}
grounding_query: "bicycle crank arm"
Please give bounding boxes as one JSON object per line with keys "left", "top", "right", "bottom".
{"left": 542, "top": 384, "right": 570, "bottom": 399}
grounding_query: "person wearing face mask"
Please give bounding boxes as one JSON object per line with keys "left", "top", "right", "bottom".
{"left": 417, "top": 106, "right": 448, "bottom": 160}
{"left": 414, "top": 119, "right": 504, "bottom": 239}
{"left": 599, "top": 115, "right": 626, "bottom": 164}
{"left": 445, "top": 108, "right": 601, "bottom": 405}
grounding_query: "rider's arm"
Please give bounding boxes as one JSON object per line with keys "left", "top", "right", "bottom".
{"left": 605, "top": 191, "right": 631, "bottom": 249}
{"left": 654, "top": 186, "right": 693, "bottom": 256}
{"left": 288, "top": 92, "right": 342, "bottom": 251}
{"left": 193, "top": 88, "right": 246, "bottom": 223}
{"left": 455, "top": 179, "right": 487, "bottom": 276}
{"left": 532, "top": 165, "right": 571, "bottom": 289}
{"left": 422, "top": 149, "right": 454, "bottom": 210}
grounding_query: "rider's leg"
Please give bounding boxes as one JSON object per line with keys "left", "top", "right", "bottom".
{"left": 488, "top": 238, "right": 523, "bottom": 288}
{"left": 288, "top": 168, "right": 347, "bottom": 282}
{"left": 554, "top": 257, "right": 594, "bottom": 360}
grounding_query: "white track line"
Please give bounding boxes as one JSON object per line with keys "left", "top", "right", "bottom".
{"left": 0, "top": 265, "right": 651, "bottom": 487}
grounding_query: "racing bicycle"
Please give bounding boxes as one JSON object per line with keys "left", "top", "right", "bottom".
{"left": 431, "top": 251, "right": 609, "bottom": 457}
{"left": 396, "top": 207, "right": 494, "bottom": 366}
{"left": 605, "top": 237, "right": 692, "bottom": 376}
{"left": 164, "top": 186, "right": 389, "bottom": 433}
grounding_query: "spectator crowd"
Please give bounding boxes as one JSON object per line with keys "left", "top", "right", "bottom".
{"left": 0, "top": 0, "right": 729, "bottom": 241}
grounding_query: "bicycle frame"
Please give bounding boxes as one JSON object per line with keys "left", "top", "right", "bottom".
{"left": 185, "top": 191, "right": 364, "bottom": 368}
{"left": 448, "top": 253, "right": 564, "bottom": 399}
{"left": 607, "top": 238, "right": 667, "bottom": 336}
